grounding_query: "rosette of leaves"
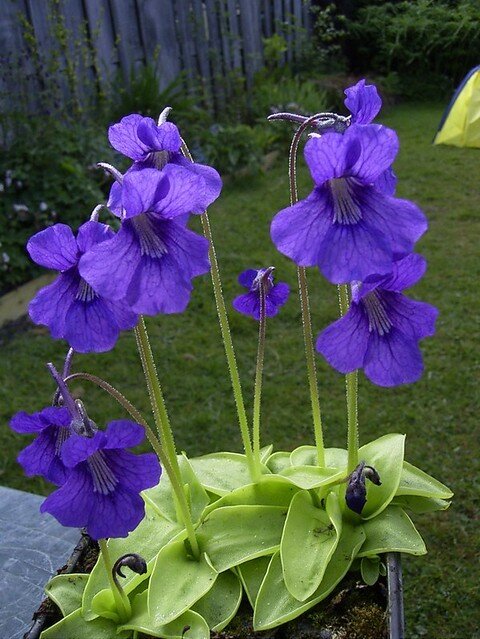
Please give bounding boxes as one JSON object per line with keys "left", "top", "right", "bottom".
{"left": 41, "top": 436, "right": 452, "bottom": 638}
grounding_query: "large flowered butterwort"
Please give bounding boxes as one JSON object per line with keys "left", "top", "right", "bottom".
{"left": 270, "top": 124, "right": 427, "bottom": 284}
{"left": 79, "top": 167, "right": 211, "bottom": 316}
{"left": 316, "top": 254, "right": 438, "bottom": 386}
{"left": 40, "top": 420, "right": 161, "bottom": 539}
{"left": 28, "top": 222, "right": 138, "bottom": 352}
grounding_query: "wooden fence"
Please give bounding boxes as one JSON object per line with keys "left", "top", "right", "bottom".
{"left": 0, "top": 0, "right": 312, "bottom": 114}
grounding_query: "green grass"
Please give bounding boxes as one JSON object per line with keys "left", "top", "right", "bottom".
{"left": 1, "top": 103, "right": 479, "bottom": 637}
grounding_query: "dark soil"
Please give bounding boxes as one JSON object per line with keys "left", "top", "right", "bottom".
{"left": 25, "top": 535, "right": 387, "bottom": 639}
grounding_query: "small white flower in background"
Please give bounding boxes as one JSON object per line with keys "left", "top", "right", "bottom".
{"left": 2, "top": 252, "right": 10, "bottom": 264}
{"left": 5, "top": 170, "right": 12, "bottom": 188}
{"left": 39, "top": 202, "right": 48, "bottom": 211}
{"left": 15, "top": 180, "right": 23, "bottom": 189}
{"left": 13, "top": 204, "right": 29, "bottom": 213}
{"left": 0, "top": 182, "right": 4, "bottom": 193}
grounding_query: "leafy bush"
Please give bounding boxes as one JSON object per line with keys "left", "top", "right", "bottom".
{"left": 0, "top": 117, "right": 114, "bottom": 294}
{"left": 346, "top": 0, "right": 480, "bottom": 97}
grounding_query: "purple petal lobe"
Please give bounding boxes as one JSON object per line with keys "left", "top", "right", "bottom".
{"left": 18, "top": 427, "right": 70, "bottom": 485}
{"left": 349, "top": 124, "right": 399, "bottom": 183}
{"left": 238, "top": 269, "right": 258, "bottom": 289}
{"left": 10, "top": 411, "right": 47, "bottom": 434}
{"left": 378, "top": 254, "right": 427, "bottom": 292}
{"left": 271, "top": 190, "right": 331, "bottom": 267}
{"left": 317, "top": 219, "right": 392, "bottom": 284}
{"left": 62, "top": 431, "right": 104, "bottom": 467}
{"left": 304, "top": 132, "right": 360, "bottom": 185}
{"left": 107, "top": 181, "right": 123, "bottom": 217}
{"left": 103, "top": 420, "right": 145, "bottom": 449}
{"left": 29, "top": 273, "right": 77, "bottom": 338}
{"left": 316, "top": 305, "right": 370, "bottom": 372}
{"left": 232, "top": 292, "right": 262, "bottom": 320}
{"left": 153, "top": 164, "right": 210, "bottom": 217}
{"left": 344, "top": 79, "right": 382, "bottom": 124}
{"left": 362, "top": 188, "right": 428, "bottom": 258}
{"left": 364, "top": 329, "right": 424, "bottom": 386}
{"left": 269, "top": 282, "right": 290, "bottom": 307}
{"left": 106, "top": 449, "right": 161, "bottom": 492}
{"left": 76, "top": 221, "right": 114, "bottom": 253}
{"left": 137, "top": 120, "right": 181, "bottom": 152}
{"left": 108, "top": 114, "right": 150, "bottom": 160}
{"left": 121, "top": 169, "right": 170, "bottom": 219}
{"left": 374, "top": 167, "right": 397, "bottom": 196}
{"left": 27, "top": 224, "right": 78, "bottom": 271}
{"left": 385, "top": 293, "right": 438, "bottom": 340}
{"left": 170, "top": 153, "right": 223, "bottom": 209}
{"left": 79, "top": 223, "right": 141, "bottom": 302}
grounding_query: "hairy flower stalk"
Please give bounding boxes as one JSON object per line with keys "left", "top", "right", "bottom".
{"left": 338, "top": 285, "right": 359, "bottom": 473}
{"left": 180, "top": 140, "right": 257, "bottom": 481}
{"left": 252, "top": 269, "right": 270, "bottom": 477}
{"left": 286, "top": 112, "right": 331, "bottom": 467}
{"left": 134, "top": 318, "right": 200, "bottom": 559}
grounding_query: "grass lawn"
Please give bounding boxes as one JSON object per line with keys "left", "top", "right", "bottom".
{"left": 1, "top": 102, "right": 478, "bottom": 638}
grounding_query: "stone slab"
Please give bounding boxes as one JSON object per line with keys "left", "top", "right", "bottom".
{"left": 0, "top": 486, "right": 80, "bottom": 638}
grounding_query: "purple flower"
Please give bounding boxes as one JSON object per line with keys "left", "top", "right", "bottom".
{"left": 10, "top": 407, "right": 71, "bottom": 485}
{"left": 27, "top": 222, "right": 138, "bottom": 353}
{"left": 232, "top": 268, "right": 290, "bottom": 320}
{"left": 344, "top": 79, "right": 382, "bottom": 125}
{"left": 108, "top": 114, "right": 222, "bottom": 210}
{"left": 316, "top": 254, "right": 438, "bottom": 387}
{"left": 270, "top": 124, "right": 427, "bottom": 284}
{"left": 344, "top": 80, "right": 397, "bottom": 196}
{"left": 41, "top": 420, "right": 161, "bottom": 539}
{"left": 79, "top": 169, "right": 210, "bottom": 315}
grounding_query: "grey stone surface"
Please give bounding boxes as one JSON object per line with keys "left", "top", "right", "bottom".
{"left": 0, "top": 486, "right": 80, "bottom": 639}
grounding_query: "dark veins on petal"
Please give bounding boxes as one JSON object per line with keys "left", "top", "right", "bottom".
{"left": 88, "top": 450, "right": 119, "bottom": 495}
{"left": 75, "top": 278, "right": 98, "bottom": 303}
{"left": 363, "top": 291, "right": 392, "bottom": 335}
{"left": 328, "top": 177, "right": 362, "bottom": 225}
{"left": 132, "top": 215, "right": 168, "bottom": 258}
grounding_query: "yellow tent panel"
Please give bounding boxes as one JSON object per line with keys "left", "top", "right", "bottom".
{"left": 434, "top": 65, "right": 480, "bottom": 148}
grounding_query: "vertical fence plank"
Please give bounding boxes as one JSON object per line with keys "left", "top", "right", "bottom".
{"left": 226, "top": 0, "right": 241, "bottom": 70}
{"left": 263, "top": 0, "right": 272, "bottom": 37}
{"left": 108, "top": 0, "right": 145, "bottom": 82}
{"left": 238, "top": 0, "right": 263, "bottom": 87}
{"left": 272, "top": 0, "right": 285, "bottom": 64}
{"left": 191, "top": 0, "right": 212, "bottom": 103}
{"left": 293, "top": 0, "right": 303, "bottom": 59}
{"left": 174, "top": 0, "right": 197, "bottom": 90}
{"left": 205, "top": 0, "right": 225, "bottom": 111}
{"left": 283, "top": 0, "right": 293, "bottom": 64}
{"left": 136, "top": 0, "right": 181, "bottom": 89}
{"left": 83, "top": 0, "right": 118, "bottom": 92}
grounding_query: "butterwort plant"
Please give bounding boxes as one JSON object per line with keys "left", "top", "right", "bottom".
{"left": 11, "top": 81, "right": 452, "bottom": 639}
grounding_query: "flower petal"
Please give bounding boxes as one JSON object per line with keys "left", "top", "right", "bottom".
{"left": 103, "top": 420, "right": 145, "bottom": 449}
{"left": 238, "top": 269, "right": 258, "bottom": 289}
{"left": 268, "top": 282, "right": 290, "bottom": 308}
{"left": 374, "top": 167, "right": 397, "bottom": 196}
{"left": 122, "top": 169, "right": 170, "bottom": 219}
{"left": 363, "top": 329, "right": 424, "bottom": 386}
{"left": 18, "top": 427, "right": 69, "bottom": 485}
{"left": 170, "top": 153, "right": 223, "bottom": 209}
{"left": 232, "top": 291, "right": 261, "bottom": 319}
{"left": 76, "top": 221, "right": 115, "bottom": 253}
{"left": 350, "top": 124, "right": 399, "bottom": 183}
{"left": 316, "top": 304, "right": 370, "bottom": 373}
{"left": 380, "top": 253, "right": 427, "bottom": 292}
{"left": 137, "top": 119, "right": 181, "bottom": 152}
{"left": 61, "top": 431, "right": 104, "bottom": 467}
{"left": 84, "top": 485, "right": 146, "bottom": 539}
{"left": 63, "top": 298, "right": 124, "bottom": 353}
{"left": 317, "top": 219, "right": 392, "bottom": 284}
{"left": 108, "top": 114, "right": 150, "bottom": 160}
{"left": 271, "top": 190, "right": 331, "bottom": 267}
{"left": 29, "top": 273, "right": 77, "bottom": 338}
{"left": 304, "top": 132, "right": 361, "bottom": 185}
{"left": 41, "top": 468, "right": 95, "bottom": 527}
{"left": 386, "top": 293, "right": 438, "bottom": 340}
{"left": 152, "top": 163, "right": 211, "bottom": 217}
{"left": 27, "top": 224, "right": 78, "bottom": 271}
{"left": 10, "top": 411, "right": 48, "bottom": 434}
{"left": 106, "top": 449, "right": 161, "bottom": 492}
{"left": 344, "top": 79, "right": 382, "bottom": 125}
{"left": 79, "top": 224, "right": 141, "bottom": 302}
{"left": 361, "top": 187, "right": 428, "bottom": 258}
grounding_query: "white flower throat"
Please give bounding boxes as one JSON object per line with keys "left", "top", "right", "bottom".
{"left": 363, "top": 290, "right": 392, "bottom": 335}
